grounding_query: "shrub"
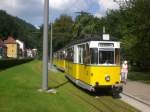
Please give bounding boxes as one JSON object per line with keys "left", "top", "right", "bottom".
{"left": 0, "top": 58, "right": 33, "bottom": 69}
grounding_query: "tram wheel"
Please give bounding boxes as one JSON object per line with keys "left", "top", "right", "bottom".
{"left": 112, "top": 86, "right": 122, "bottom": 98}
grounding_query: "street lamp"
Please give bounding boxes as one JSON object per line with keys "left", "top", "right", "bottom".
{"left": 42, "top": 0, "right": 49, "bottom": 90}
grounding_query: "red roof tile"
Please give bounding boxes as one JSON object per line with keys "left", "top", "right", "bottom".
{"left": 4, "top": 36, "right": 16, "bottom": 44}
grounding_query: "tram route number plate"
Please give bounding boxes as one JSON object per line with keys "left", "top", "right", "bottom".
{"left": 98, "top": 43, "right": 114, "bottom": 47}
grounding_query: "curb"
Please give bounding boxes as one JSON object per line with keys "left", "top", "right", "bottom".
{"left": 122, "top": 92, "right": 150, "bottom": 107}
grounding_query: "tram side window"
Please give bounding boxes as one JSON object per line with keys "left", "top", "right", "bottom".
{"left": 115, "top": 49, "right": 120, "bottom": 65}
{"left": 78, "top": 45, "right": 83, "bottom": 64}
{"left": 90, "top": 48, "right": 98, "bottom": 64}
{"left": 99, "top": 50, "right": 114, "bottom": 64}
{"left": 67, "top": 48, "right": 73, "bottom": 62}
{"left": 78, "top": 44, "right": 86, "bottom": 64}
{"left": 85, "top": 43, "right": 90, "bottom": 64}
{"left": 60, "top": 52, "right": 65, "bottom": 60}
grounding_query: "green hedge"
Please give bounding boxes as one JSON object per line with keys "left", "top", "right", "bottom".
{"left": 0, "top": 58, "right": 34, "bottom": 69}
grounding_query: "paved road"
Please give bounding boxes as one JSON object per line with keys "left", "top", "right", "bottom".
{"left": 121, "top": 80, "right": 150, "bottom": 112}
{"left": 123, "top": 80, "right": 150, "bottom": 105}
{"left": 121, "top": 94, "right": 150, "bottom": 112}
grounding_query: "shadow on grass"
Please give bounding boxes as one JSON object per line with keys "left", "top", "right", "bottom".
{"left": 48, "top": 81, "right": 69, "bottom": 89}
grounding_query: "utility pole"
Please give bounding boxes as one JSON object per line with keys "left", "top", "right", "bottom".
{"left": 50, "top": 22, "right": 53, "bottom": 68}
{"left": 42, "top": 0, "right": 49, "bottom": 90}
{"left": 103, "top": 26, "right": 106, "bottom": 34}
{"left": 49, "top": 6, "right": 53, "bottom": 68}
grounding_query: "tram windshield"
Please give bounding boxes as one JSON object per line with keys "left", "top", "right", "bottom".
{"left": 99, "top": 50, "right": 114, "bottom": 64}
{"left": 90, "top": 48, "right": 115, "bottom": 65}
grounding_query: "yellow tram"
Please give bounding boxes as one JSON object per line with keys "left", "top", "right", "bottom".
{"left": 53, "top": 34, "right": 122, "bottom": 95}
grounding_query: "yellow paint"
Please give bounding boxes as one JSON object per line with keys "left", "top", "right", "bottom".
{"left": 54, "top": 58, "right": 121, "bottom": 87}
{"left": 88, "top": 66, "right": 120, "bottom": 86}
{"left": 65, "top": 61, "right": 120, "bottom": 86}
{"left": 5, "top": 44, "right": 18, "bottom": 58}
{"left": 65, "top": 61, "right": 79, "bottom": 79}
{"left": 53, "top": 59, "right": 66, "bottom": 71}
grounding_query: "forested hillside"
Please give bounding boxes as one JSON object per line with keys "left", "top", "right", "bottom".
{"left": 0, "top": 10, "right": 37, "bottom": 48}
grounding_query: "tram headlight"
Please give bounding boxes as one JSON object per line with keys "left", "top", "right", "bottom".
{"left": 105, "top": 75, "right": 110, "bottom": 81}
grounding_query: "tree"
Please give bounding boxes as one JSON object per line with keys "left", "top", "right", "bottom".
{"left": 0, "top": 10, "right": 37, "bottom": 48}
{"left": 73, "top": 13, "right": 104, "bottom": 38}
{"left": 51, "top": 15, "right": 74, "bottom": 51}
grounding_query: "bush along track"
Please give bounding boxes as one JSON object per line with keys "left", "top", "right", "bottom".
{"left": 0, "top": 58, "right": 33, "bottom": 69}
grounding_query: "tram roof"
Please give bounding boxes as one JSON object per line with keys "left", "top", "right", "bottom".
{"left": 66, "top": 34, "right": 119, "bottom": 48}
{"left": 55, "top": 34, "right": 119, "bottom": 52}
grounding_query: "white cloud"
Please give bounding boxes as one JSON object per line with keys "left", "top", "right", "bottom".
{"left": 0, "top": 0, "right": 89, "bottom": 25}
{"left": 0, "top": 0, "right": 119, "bottom": 25}
{"left": 0, "top": 0, "right": 43, "bottom": 25}
{"left": 95, "top": 0, "right": 119, "bottom": 18}
{"left": 98, "top": 0, "right": 119, "bottom": 10}
{"left": 94, "top": 13, "right": 103, "bottom": 18}
{"left": 49, "top": 0, "right": 88, "bottom": 13}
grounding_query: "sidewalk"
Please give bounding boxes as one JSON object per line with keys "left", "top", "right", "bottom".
{"left": 123, "top": 80, "right": 150, "bottom": 105}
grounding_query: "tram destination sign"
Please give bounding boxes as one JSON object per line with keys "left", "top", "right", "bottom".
{"left": 98, "top": 43, "right": 114, "bottom": 47}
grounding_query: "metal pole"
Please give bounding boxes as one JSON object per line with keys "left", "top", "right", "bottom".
{"left": 103, "top": 26, "right": 106, "bottom": 34}
{"left": 42, "top": 0, "right": 49, "bottom": 90}
{"left": 50, "top": 22, "right": 53, "bottom": 68}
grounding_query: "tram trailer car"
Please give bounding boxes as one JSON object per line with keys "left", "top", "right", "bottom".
{"left": 53, "top": 34, "right": 123, "bottom": 95}
{"left": 53, "top": 50, "right": 66, "bottom": 71}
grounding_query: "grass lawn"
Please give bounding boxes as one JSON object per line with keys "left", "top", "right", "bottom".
{"left": 0, "top": 61, "right": 139, "bottom": 112}
{"left": 128, "top": 71, "right": 150, "bottom": 84}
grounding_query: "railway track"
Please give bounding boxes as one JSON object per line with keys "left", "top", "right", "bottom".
{"left": 72, "top": 90, "right": 140, "bottom": 112}
{"left": 49, "top": 67, "right": 147, "bottom": 111}
{"left": 50, "top": 74, "right": 150, "bottom": 112}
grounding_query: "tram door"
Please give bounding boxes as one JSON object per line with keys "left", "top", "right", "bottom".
{"left": 66, "top": 47, "right": 74, "bottom": 77}
{"left": 78, "top": 44, "right": 91, "bottom": 84}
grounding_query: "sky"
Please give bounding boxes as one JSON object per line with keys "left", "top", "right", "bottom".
{"left": 0, "top": 0, "right": 119, "bottom": 28}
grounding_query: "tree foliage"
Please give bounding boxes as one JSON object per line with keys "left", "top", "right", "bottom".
{"left": 51, "top": 15, "right": 74, "bottom": 51}
{"left": 0, "top": 10, "right": 37, "bottom": 48}
{"left": 1, "top": 0, "right": 150, "bottom": 70}
{"left": 51, "top": 0, "right": 150, "bottom": 70}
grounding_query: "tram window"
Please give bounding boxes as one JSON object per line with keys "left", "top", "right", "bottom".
{"left": 78, "top": 45, "right": 84, "bottom": 64}
{"left": 60, "top": 52, "right": 65, "bottom": 59}
{"left": 85, "top": 43, "right": 90, "bottom": 64}
{"left": 99, "top": 50, "right": 114, "bottom": 64}
{"left": 90, "top": 48, "right": 98, "bottom": 64}
{"left": 66, "top": 48, "right": 73, "bottom": 62}
{"left": 115, "top": 49, "right": 120, "bottom": 65}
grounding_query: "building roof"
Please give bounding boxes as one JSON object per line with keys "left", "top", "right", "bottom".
{"left": 4, "top": 36, "right": 16, "bottom": 44}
